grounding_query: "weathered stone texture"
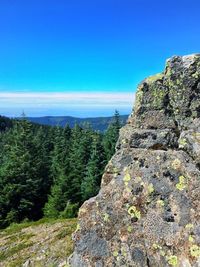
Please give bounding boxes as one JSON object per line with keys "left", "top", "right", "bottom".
{"left": 69, "top": 54, "right": 200, "bottom": 267}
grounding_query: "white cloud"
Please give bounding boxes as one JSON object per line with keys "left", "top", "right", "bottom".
{"left": 0, "top": 92, "right": 135, "bottom": 117}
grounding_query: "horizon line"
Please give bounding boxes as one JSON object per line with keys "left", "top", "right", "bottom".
{"left": 0, "top": 92, "right": 135, "bottom": 117}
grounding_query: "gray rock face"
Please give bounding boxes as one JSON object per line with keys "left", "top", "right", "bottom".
{"left": 69, "top": 54, "right": 200, "bottom": 267}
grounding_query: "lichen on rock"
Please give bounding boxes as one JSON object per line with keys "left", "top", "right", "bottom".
{"left": 69, "top": 54, "right": 200, "bottom": 267}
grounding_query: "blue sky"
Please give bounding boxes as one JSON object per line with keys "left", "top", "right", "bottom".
{"left": 0, "top": 0, "right": 200, "bottom": 117}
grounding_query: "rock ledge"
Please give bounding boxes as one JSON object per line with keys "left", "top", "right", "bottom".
{"left": 69, "top": 54, "right": 200, "bottom": 267}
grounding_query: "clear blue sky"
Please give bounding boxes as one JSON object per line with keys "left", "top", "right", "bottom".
{"left": 0, "top": 0, "right": 200, "bottom": 116}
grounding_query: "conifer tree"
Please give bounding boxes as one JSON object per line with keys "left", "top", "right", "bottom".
{"left": 81, "top": 133, "right": 105, "bottom": 201}
{"left": 67, "top": 124, "right": 90, "bottom": 204}
{"left": 32, "top": 126, "right": 53, "bottom": 217}
{"left": 0, "top": 119, "right": 44, "bottom": 227}
{"left": 44, "top": 125, "right": 72, "bottom": 218}
{"left": 103, "top": 110, "right": 121, "bottom": 161}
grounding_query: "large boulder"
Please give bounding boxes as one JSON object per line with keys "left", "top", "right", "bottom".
{"left": 69, "top": 54, "right": 200, "bottom": 267}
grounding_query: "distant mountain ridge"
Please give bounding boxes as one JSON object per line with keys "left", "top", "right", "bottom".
{"left": 26, "top": 115, "right": 129, "bottom": 131}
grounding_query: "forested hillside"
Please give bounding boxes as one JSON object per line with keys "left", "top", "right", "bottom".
{"left": 0, "top": 112, "right": 121, "bottom": 228}
{"left": 0, "top": 116, "right": 13, "bottom": 132}
{"left": 26, "top": 114, "right": 128, "bottom": 132}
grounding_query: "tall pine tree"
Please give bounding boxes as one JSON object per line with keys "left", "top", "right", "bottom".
{"left": 0, "top": 119, "right": 47, "bottom": 227}
{"left": 44, "top": 125, "right": 72, "bottom": 218}
{"left": 103, "top": 110, "right": 121, "bottom": 161}
{"left": 81, "top": 133, "right": 105, "bottom": 201}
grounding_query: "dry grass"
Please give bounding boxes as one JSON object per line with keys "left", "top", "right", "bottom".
{"left": 0, "top": 218, "right": 77, "bottom": 267}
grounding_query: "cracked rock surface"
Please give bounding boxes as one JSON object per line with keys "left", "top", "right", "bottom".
{"left": 69, "top": 54, "right": 200, "bottom": 267}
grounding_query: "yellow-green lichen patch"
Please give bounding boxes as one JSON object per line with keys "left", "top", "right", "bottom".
{"left": 175, "top": 108, "right": 180, "bottom": 115}
{"left": 128, "top": 206, "right": 141, "bottom": 220}
{"left": 148, "top": 183, "right": 154, "bottom": 194}
{"left": 157, "top": 200, "right": 165, "bottom": 207}
{"left": 121, "top": 247, "right": 127, "bottom": 257}
{"left": 76, "top": 224, "right": 81, "bottom": 231}
{"left": 127, "top": 226, "right": 133, "bottom": 233}
{"left": 116, "top": 256, "right": 121, "bottom": 262}
{"left": 113, "top": 251, "right": 118, "bottom": 257}
{"left": 103, "top": 213, "right": 110, "bottom": 222}
{"left": 125, "top": 187, "right": 132, "bottom": 193}
{"left": 123, "top": 173, "right": 131, "bottom": 186}
{"left": 134, "top": 87, "right": 144, "bottom": 111}
{"left": 135, "top": 176, "right": 142, "bottom": 183}
{"left": 167, "top": 255, "right": 178, "bottom": 266}
{"left": 176, "top": 175, "right": 188, "bottom": 191}
{"left": 192, "top": 72, "right": 199, "bottom": 79}
{"left": 179, "top": 138, "right": 187, "bottom": 148}
{"left": 79, "top": 207, "right": 87, "bottom": 214}
{"left": 122, "top": 139, "right": 128, "bottom": 144}
{"left": 190, "top": 245, "right": 200, "bottom": 258}
{"left": 146, "top": 73, "right": 164, "bottom": 84}
{"left": 189, "top": 235, "right": 194, "bottom": 243}
{"left": 185, "top": 223, "right": 194, "bottom": 230}
{"left": 160, "top": 250, "right": 166, "bottom": 257}
{"left": 113, "top": 167, "right": 120, "bottom": 174}
{"left": 152, "top": 88, "right": 166, "bottom": 107}
{"left": 171, "top": 159, "right": 181, "bottom": 170}
{"left": 193, "top": 132, "right": 200, "bottom": 140}
{"left": 152, "top": 243, "right": 162, "bottom": 250}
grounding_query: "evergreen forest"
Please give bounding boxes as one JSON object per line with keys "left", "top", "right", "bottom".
{"left": 0, "top": 112, "right": 121, "bottom": 228}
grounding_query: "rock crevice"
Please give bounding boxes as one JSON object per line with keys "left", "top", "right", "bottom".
{"left": 69, "top": 54, "right": 200, "bottom": 267}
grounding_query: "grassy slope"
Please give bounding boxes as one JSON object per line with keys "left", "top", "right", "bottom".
{"left": 0, "top": 218, "right": 77, "bottom": 267}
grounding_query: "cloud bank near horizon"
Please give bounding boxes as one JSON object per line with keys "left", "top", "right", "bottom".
{"left": 0, "top": 92, "right": 135, "bottom": 117}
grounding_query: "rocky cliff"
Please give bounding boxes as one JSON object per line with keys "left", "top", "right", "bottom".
{"left": 69, "top": 54, "right": 200, "bottom": 267}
